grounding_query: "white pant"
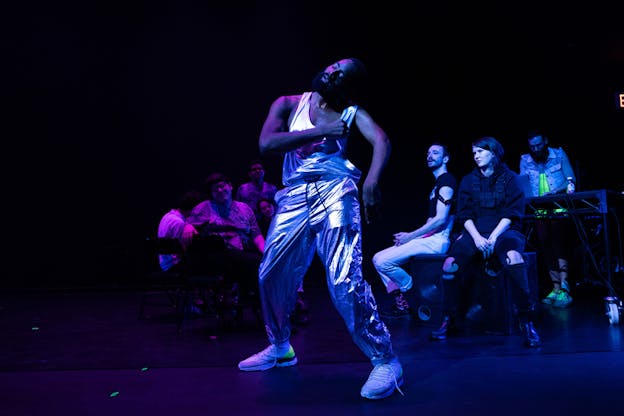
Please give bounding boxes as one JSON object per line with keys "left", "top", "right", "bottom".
{"left": 372, "top": 232, "right": 450, "bottom": 293}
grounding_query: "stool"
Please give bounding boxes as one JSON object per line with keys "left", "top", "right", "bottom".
{"left": 406, "top": 254, "right": 447, "bottom": 327}
{"left": 139, "top": 237, "right": 237, "bottom": 334}
{"left": 470, "top": 252, "right": 539, "bottom": 335}
{"left": 405, "top": 252, "right": 538, "bottom": 333}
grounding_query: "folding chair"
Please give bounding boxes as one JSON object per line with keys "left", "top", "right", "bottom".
{"left": 138, "top": 236, "right": 226, "bottom": 333}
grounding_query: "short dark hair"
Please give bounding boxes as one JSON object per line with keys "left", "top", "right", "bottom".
{"left": 312, "top": 57, "right": 369, "bottom": 110}
{"left": 341, "top": 57, "right": 368, "bottom": 104}
{"left": 346, "top": 57, "right": 368, "bottom": 82}
{"left": 248, "top": 159, "right": 264, "bottom": 170}
{"left": 527, "top": 129, "right": 548, "bottom": 143}
{"left": 472, "top": 136, "right": 505, "bottom": 165}
{"left": 256, "top": 197, "right": 276, "bottom": 212}
{"left": 177, "top": 190, "right": 203, "bottom": 211}
{"left": 204, "top": 172, "right": 230, "bottom": 197}
{"left": 430, "top": 142, "right": 450, "bottom": 159}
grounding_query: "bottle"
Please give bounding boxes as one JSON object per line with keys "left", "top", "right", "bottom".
{"left": 566, "top": 177, "right": 575, "bottom": 194}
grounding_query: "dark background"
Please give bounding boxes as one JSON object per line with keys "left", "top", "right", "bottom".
{"left": 5, "top": 1, "right": 624, "bottom": 288}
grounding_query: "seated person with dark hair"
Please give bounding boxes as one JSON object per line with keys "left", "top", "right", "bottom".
{"left": 256, "top": 197, "right": 277, "bottom": 238}
{"left": 432, "top": 136, "right": 541, "bottom": 348}
{"left": 157, "top": 189, "right": 204, "bottom": 272}
{"left": 183, "top": 172, "right": 265, "bottom": 306}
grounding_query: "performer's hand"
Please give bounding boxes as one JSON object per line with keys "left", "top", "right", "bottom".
{"left": 323, "top": 118, "right": 349, "bottom": 137}
{"left": 364, "top": 203, "right": 382, "bottom": 225}
{"left": 362, "top": 178, "right": 381, "bottom": 207}
{"left": 362, "top": 175, "right": 381, "bottom": 224}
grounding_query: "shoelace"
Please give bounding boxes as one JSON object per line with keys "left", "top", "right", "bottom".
{"left": 252, "top": 346, "right": 284, "bottom": 362}
{"left": 389, "top": 365, "right": 405, "bottom": 397}
{"left": 252, "top": 348, "right": 275, "bottom": 362}
{"left": 370, "top": 364, "right": 405, "bottom": 397}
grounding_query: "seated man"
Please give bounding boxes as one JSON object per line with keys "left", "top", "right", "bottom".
{"left": 373, "top": 143, "right": 456, "bottom": 318}
{"left": 184, "top": 172, "right": 265, "bottom": 306}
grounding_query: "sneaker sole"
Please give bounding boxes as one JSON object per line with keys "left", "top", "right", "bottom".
{"left": 277, "top": 356, "right": 298, "bottom": 367}
{"left": 238, "top": 356, "right": 298, "bottom": 372}
{"left": 360, "top": 375, "right": 404, "bottom": 400}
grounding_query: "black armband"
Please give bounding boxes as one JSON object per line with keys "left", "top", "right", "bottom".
{"left": 437, "top": 194, "right": 452, "bottom": 205}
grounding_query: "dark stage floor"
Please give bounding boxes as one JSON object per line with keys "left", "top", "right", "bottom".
{"left": 2, "top": 273, "right": 624, "bottom": 416}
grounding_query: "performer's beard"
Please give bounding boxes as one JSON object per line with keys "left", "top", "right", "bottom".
{"left": 311, "top": 70, "right": 351, "bottom": 112}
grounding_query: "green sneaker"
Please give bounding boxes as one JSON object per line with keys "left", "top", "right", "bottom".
{"left": 553, "top": 290, "right": 573, "bottom": 308}
{"left": 541, "top": 289, "right": 559, "bottom": 305}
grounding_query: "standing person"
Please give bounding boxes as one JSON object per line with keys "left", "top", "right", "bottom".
{"left": 236, "top": 159, "right": 279, "bottom": 222}
{"left": 519, "top": 131, "right": 575, "bottom": 308}
{"left": 373, "top": 143, "right": 457, "bottom": 318}
{"left": 431, "top": 136, "right": 541, "bottom": 348}
{"left": 237, "top": 57, "right": 404, "bottom": 400}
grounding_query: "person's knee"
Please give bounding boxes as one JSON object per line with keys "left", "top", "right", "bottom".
{"left": 372, "top": 252, "right": 383, "bottom": 270}
{"left": 372, "top": 252, "right": 393, "bottom": 273}
{"left": 506, "top": 250, "right": 524, "bottom": 265}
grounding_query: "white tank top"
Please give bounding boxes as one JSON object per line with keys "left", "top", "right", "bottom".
{"left": 282, "top": 92, "right": 361, "bottom": 186}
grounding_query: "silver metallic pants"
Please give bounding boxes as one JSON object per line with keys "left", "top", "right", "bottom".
{"left": 259, "top": 176, "right": 395, "bottom": 365}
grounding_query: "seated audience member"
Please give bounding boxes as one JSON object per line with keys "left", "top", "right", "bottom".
{"left": 236, "top": 159, "right": 279, "bottom": 222}
{"left": 184, "top": 172, "right": 265, "bottom": 305}
{"left": 373, "top": 143, "right": 456, "bottom": 318}
{"left": 157, "top": 189, "right": 203, "bottom": 272}
{"left": 256, "top": 197, "right": 277, "bottom": 238}
{"left": 519, "top": 130, "right": 575, "bottom": 308}
{"left": 432, "top": 136, "right": 541, "bottom": 348}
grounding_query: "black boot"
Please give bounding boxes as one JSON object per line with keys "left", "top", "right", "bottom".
{"left": 430, "top": 316, "right": 454, "bottom": 340}
{"left": 433, "top": 271, "right": 461, "bottom": 340}
{"left": 519, "top": 309, "right": 542, "bottom": 348}
{"left": 506, "top": 263, "right": 541, "bottom": 348}
{"left": 522, "top": 321, "right": 542, "bottom": 348}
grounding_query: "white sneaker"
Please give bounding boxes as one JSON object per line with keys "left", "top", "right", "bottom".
{"left": 360, "top": 358, "right": 404, "bottom": 400}
{"left": 238, "top": 345, "right": 297, "bottom": 371}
